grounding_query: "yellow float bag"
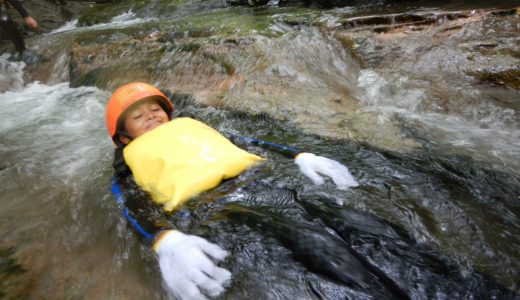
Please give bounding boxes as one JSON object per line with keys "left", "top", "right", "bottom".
{"left": 123, "top": 117, "right": 264, "bottom": 211}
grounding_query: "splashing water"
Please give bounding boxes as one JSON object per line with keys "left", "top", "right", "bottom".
{"left": 48, "top": 19, "right": 79, "bottom": 35}
{"left": 0, "top": 54, "right": 25, "bottom": 92}
{"left": 354, "top": 68, "right": 520, "bottom": 175}
{"left": 0, "top": 83, "right": 155, "bottom": 298}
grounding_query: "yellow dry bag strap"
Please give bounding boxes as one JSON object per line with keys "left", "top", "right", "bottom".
{"left": 123, "top": 118, "right": 264, "bottom": 211}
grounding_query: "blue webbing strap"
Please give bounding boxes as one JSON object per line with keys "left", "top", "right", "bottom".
{"left": 111, "top": 177, "right": 154, "bottom": 240}
{"left": 228, "top": 134, "right": 301, "bottom": 158}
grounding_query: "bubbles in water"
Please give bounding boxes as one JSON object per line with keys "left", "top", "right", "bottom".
{"left": 0, "top": 54, "right": 25, "bottom": 92}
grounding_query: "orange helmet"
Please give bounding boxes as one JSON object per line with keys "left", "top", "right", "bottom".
{"left": 106, "top": 82, "right": 174, "bottom": 145}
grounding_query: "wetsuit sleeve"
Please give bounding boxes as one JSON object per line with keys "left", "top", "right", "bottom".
{"left": 112, "top": 148, "right": 174, "bottom": 244}
{"left": 6, "top": 0, "right": 29, "bottom": 18}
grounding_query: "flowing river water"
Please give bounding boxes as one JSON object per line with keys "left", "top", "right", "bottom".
{"left": 1, "top": 1, "right": 519, "bottom": 299}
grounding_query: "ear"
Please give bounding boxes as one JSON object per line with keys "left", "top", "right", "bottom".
{"left": 119, "top": 135, "right": 131, "bottom": 145}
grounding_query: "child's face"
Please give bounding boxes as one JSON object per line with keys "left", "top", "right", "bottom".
{"left": 120, "top": 99, "right": 169, "bottom": 144}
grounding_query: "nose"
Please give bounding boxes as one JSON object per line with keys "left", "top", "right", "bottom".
{"left": 145, "top": 110, "right": 156, "bottom": 120}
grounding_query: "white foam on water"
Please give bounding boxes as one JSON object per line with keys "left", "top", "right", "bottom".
{"left": 45, "top": 10, "right": 156, "bottom": 36}
{"left": 0, "top": 54, "right": 26, "bottom": 92}
{"left": 356, "top": 68, "right": 520, "bottom": 175}
{"left": 265, "top": 28, "right": 360, "bottom": 87}
{"left": 0, "top": 82, "right": 112, "bottom": 180}
{"left": 357, "top": 69, "right": 426, "bottom": 111}
{"left": 48, "top": 19, "right": 79, "bottom": 34}
{"left": 110, "top": 10, "right": 140, "bottom": 23}
{"left": 416, "top": 112, "right": 520, "bottom": 174}
{"left": 88, "top": 9, "right": 156, "bottom": 30}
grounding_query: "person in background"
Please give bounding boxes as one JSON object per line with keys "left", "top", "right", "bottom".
{"left": 0, "top": 0, "right": 38, "bottom": 60}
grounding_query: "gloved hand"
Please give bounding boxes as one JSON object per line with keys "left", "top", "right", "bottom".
{"left": 153, "top": 230, "right": 232, "bottom": 300}
{"left": 295, "top": 153, "right": 358, "bottom": 190}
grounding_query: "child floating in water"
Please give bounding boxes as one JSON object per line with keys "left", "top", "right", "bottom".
{"left": 107, "top": 82, "right": 359, "bottom": 299}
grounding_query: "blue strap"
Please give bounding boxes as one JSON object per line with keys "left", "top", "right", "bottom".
{"left": 228, "top": 134, "right": 301, "bottom": 158}
{"left": 111, "top": 177, "right": 154, "bottom": 240}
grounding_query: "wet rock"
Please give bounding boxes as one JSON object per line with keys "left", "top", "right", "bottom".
{"left": 59, "top": 7, "right": 518, "bottom": 153}
{"left": 0, "top": 247, "right": 33, "bottom": 300}
{"left": 68, "top": 38, "right": 162, "bottom": 88}
{"left": 335, "top": 9, "right": 517, "bottom": 69}
{"left": 333, "top": 8, "right": 519, "bottom": 110}
{"left": 9, "top": 4, "right": 520, "bottom": 154}
{"left": 227, "top": 0, "right": 270, "bottom": 6}
{"left": 469, "top": 68, "right": 520, "bottom": 90}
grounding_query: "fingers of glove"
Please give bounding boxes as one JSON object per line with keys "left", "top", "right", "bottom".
{"left": 332, "top": 172, "right": 358, "bottom": 189}
{"left": 189, "top": 247, "right": 230, "bottom": 281}
{"left": 299, "top": 165, "right": 325, "bottom": 185}
{"left": 178, "top": 234, "right": 226, "bottom": 262}
{"left": 159, "top": 249, "right": 228, "bottom": 300}
{"left": 190, "top": 244, "right": 230, "bottom": 288}
{"left": 155, "top": 232, "right": 231, "bottom": 300}
{"left": 174, "top": 279, "right": 209, "bottom": 300}
{"left": 189, "top": 268, "right": 227, "bottom": 298}
{"left": 323, "top": 169, "right": 357, "bottom": 189}
{"left": 212, "top": 265, "right": 232, "bottom": 283}
{"left": 312, "top": 157, "right": 358, "bottom": 189}
{"left": 304, "top": 156, "right": 353, "bottom": 187}
{"left": 159, "top": 266, "right": 208, "bottom": 300}
{"left": 296, "top": 153, "right": 358, "bottom": 188}
{"left": 193, "top": 237, "right": 229, "bottom": 261}
{"left": 333, "top": 166, "right": 358, "bottom": 188}
{"left": 295, "top": 157, "right": 325, "bottom": 185}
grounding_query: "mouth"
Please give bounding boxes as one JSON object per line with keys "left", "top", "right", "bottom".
{"left": 146, "top": 119, "right": 166, "bottom": 131}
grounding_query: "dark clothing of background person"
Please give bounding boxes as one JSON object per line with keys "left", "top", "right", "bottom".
{"left": 0, "top": 0, "right": 36, "bottom": 54}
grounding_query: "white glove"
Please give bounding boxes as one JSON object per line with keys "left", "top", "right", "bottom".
{"left": 295, "top": 153, "right": 358, "bottom": 190}
{"left": 153, "top": 230, "right": 232, "bottom": 300}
